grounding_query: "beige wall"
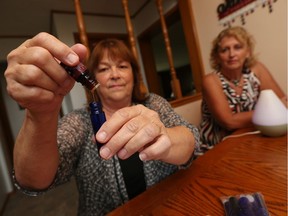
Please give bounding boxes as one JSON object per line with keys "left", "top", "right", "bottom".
{"left": 1, "top": 0, "right": 287, "bottom": 135}
{"left": 191, "top": 0, "right": 287, "bottom": 92}
{"left": 2, "top": 0, "right": 285, "bottom": 196}
{"left": 175, "top": 0, "right": 287, "bottom": 125}
{"left": 52, "top": 0, "right": 178, "bottom": 114}
{"left": 53, "top": 13, "right": 128, "bottom": 113}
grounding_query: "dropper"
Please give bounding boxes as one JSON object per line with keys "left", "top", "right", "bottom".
{"left": 60, "top": 62, "right": 99, "bottom": 92}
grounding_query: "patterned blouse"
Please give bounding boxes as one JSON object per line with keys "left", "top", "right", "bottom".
{"left": 13, "top": 93, "right": 201, "bottom": 216}
{"left": 199, "top": 70, "right": 261, "bottom": 149}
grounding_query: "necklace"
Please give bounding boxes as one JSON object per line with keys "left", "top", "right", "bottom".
{"left": 231, "top": 79, "right": 241, "bottom": 87}
{"left": 220, "top": 73, "right": 242, "bottom": 87}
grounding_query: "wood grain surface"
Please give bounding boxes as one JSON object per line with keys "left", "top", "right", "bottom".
{"left": 108, "top": 130, "right": 287, "bottom": 216}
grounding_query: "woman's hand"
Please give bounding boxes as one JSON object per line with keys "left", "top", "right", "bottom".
{"left": 4, "top": 33, "right": 89, "bottom": 189}
{"left": 4, "top": 32, "right": 87, "bottom": 118}
{"left": 96, "top": 104, "right": 172, "bottom": 161}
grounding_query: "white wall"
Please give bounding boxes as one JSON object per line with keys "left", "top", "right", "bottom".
{"left": 1, "top": 0, "right": 286, "bottom": 195}
{"left": 191, "top": 0, "right": 287, "bottom": 92}
{"left": 175, "top": 0, "right": 287, "bottom": 125}
{"left": 53, "top": 13, "right": 132, "bottom": 113}
{"left": 0, "top": 0, "right": 194, "bottom": 145}
{"left": 0, "top": 125, "right": 13, "bottom": 210}
{"left": 1, "top": 72, "right": 25, "bottom": 141}
{"left": 52, "top": 0, "right": 179, "bottom": 114}
{"left": 0, "top": 141, "right": 13, "bottom": 210}
{"left": 3, "top": 0, "right": 286, "bottom": 139}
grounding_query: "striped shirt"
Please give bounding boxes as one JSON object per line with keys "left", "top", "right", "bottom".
{"left": 199, "top": 70, "right": 260, "bottom": 149}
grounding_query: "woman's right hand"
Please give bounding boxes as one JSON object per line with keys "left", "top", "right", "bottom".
{"left": 4, "top": 32, "right": 87, "bottom": 117}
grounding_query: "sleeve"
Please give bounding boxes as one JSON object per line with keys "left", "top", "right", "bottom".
{"left": 13, "top": 108, "right": 91, "bottom": 196}
{"left": 144, "top": 93, "right": 202, "bottom": 169}
{"left": 55, "top": 109, "right": 91, "bottom": 184}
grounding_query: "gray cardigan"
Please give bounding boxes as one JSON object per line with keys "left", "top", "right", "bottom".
{"left": 13, "top": 93, "right": 201, "bottom": 216}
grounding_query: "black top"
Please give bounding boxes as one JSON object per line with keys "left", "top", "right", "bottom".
{"left": 119, "top": 152, "right": 146, "bottom": 199}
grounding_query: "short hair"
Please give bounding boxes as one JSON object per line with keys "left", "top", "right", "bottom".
{"left": 87, "top": 38, "right": 147, "bottom": 103}
{"left": 210, "top": 26, "right": 257, "bottom": 71}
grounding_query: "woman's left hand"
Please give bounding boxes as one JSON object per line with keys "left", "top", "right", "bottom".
{"left": 96, "top": 104, "right": 171, "bottom": 161}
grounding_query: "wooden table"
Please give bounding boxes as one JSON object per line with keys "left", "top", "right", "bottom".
{"left": 108, "top": 130, "right": 287, "bottom": 215}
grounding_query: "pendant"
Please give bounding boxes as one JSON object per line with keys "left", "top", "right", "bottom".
{"left": 232, "top": 79, "right": 240, "bottom": 86}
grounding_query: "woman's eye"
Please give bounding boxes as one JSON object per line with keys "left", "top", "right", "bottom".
{"left": 219, "top": 47, "right": 228, "bottom": 53}
{"left": 234, "top": 45, "right": 243, "bottom": 50}
{"left": 98, "top": 67, "right": 109, "bottom": 73}
{"left": 119, "top": 65, "right": 128, "bottom": 69}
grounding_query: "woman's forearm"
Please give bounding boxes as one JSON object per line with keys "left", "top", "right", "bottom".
{"left": 163, "top": 126, "right": 195, "bottom": 165}
{"left": 217, "top": 111, "right": 254, "bottom": 131}
{"left": 14, "top": 111, "right": 60, "bottom": 190}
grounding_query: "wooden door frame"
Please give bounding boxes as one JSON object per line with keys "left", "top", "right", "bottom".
{"left": 138, "top": 2, "right": 204, "bottom": 107}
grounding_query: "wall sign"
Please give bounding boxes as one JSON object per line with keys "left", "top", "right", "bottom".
{"left": 217, "top": 0, "right": 278, "bottom": 26}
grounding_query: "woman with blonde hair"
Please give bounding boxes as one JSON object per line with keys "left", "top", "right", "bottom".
{"left": 199, "top": 26, "right": 286, "bottom": 149}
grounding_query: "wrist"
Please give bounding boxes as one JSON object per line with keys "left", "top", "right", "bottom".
{"left": 25, "top": 109, "right": 60, "bottom": 124}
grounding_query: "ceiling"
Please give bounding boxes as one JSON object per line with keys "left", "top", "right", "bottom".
{"left": 0, "top": 0, "right": 149, "bottom": 37}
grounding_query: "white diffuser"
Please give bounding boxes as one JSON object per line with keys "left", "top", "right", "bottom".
{"left": 252, "top": 89, "right": 287, "bottom": 137}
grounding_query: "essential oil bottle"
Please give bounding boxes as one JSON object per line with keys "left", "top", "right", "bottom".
{"left": 61, "top": 61, "right": 106, "bottom": 154}
{"left": 89, "top": 101, "right": 106, "bottom": 152}
{"left": 60, "top": 62, "right": 99, "bottom": 91}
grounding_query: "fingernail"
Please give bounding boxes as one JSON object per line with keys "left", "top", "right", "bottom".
{"left": 66, "top": 53, "right": 79, "bottom": 65}
{"left": 100, "top": 147, "right": 111, "bottom": 159}
{"left": 97, "top": 131, "right": 107, "bottom": 142}
{"left": 139, "top": 153, "right": 147, "bottom": 161}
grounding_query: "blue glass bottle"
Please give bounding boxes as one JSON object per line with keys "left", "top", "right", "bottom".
{"left": 90, "top": 101, "right": 106, "bottom": 153}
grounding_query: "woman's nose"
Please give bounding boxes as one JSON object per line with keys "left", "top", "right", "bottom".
{"left": 229, "top": 48, "right": 235, "bottom": 57}
{"left": 110, "top": 66, "right": 120, "bottom": 77}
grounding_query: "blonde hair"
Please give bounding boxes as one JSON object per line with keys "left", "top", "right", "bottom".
{"left": 210, "top": 26, "right": 257, "bottom": 71}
